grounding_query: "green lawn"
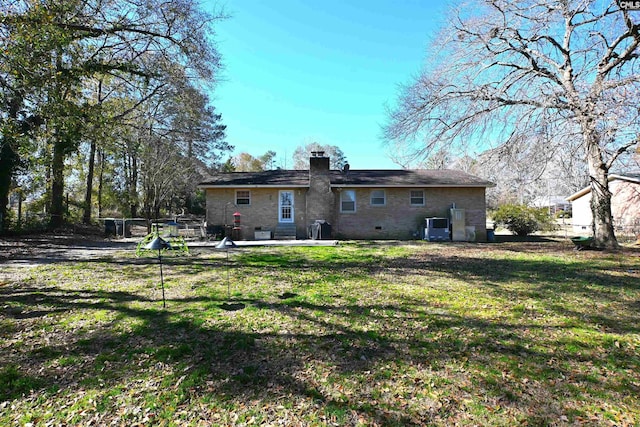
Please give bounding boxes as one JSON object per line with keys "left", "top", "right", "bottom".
{"left": 1, "top": 240, "right": 639, "bottom": 426}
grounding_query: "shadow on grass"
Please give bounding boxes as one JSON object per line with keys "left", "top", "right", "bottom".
{"left": 1, "top": 242, "right": 639, "bottom": 425}
{"left": 0, "top": 284, "right": 582, "bottom": 424}
{"left": 492, "top": 234, "right": 559, "bottom": 243}
{"left": 388, "top": 253, "right": 639, "bottom": 332}
{"left": 1, "top": 284, "right": 440, "bottom": 424}
{"left": 238, "top": 243, "right": 640, "bottom": 329}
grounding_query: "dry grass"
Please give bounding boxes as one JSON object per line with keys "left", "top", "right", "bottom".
{"left": 1, "top": 239, "right": 639, "bottom": 426}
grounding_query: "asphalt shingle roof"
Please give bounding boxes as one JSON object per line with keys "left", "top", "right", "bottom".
{"left": 201, "top": 170, "right": 310, "bottom": 187}
{"left": 329, "top": 169, "right": 493, "bottom": 187}
{"left": 199, "top": 169, "right": 494, "bottom": 188}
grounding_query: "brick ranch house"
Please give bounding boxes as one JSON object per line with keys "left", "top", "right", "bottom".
{"left": 566, "top": 173, "right": 640, "bottom": 237}
{"left": 198, "top": 153, "right": 495, "bottom": 241}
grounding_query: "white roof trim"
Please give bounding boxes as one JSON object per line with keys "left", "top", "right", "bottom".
{"left": 610, "top": 173, "right": 640, "bottom": 184}
{"left": 565, "top": 174, "right": 640, "bottom": 201}
{"left": 566, "top": 187, "right": 591, "bottom": 202}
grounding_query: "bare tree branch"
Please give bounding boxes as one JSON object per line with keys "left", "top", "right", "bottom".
{"left": 384, "top": 0, "right": 640, "bottom": 248}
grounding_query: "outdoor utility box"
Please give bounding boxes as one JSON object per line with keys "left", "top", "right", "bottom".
{"left": 450, "top": 208, "right": 466, "bottom": 241}
{"left": 254, "top": 229, "right": 271, "bottom": 240}
{"left": 310, "top": 220, "right": 331, "bottom": 240}
{"left": 425, "top": 217, "right": 450, "bottom": 241}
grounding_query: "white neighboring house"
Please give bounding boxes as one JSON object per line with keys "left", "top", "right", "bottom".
{"left": 566, "top": 174, "right": 640, "bottom": 236}
{"left": 531, "top": 196, "right": 572, "bottom": 215}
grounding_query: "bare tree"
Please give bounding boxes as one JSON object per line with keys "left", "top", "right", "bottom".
{"left": 292, "top": 142, "right": 347, "bottom": 170}
{"left": 231, "top": 151, "right": 275, "bottom": 172}
{"left": 385, "top": 0, "right": 640, "bottom": 249}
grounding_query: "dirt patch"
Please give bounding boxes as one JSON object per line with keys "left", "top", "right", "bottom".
{"left": 1, "top": 232, "right": 638, "bottom": 269}
{"left": 0, "top": 233, "right": 137, "bottom": 267}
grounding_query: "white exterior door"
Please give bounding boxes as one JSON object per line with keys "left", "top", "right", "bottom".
{"left": 279, "top": 190, "right": 294, "bottom": 223}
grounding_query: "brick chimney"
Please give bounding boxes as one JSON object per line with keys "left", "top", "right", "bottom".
{"left": 309, "top": 151, "right": 329, "bottom": 173}
{"left": 307, "top": 152, "right": 334, "bottom": 231}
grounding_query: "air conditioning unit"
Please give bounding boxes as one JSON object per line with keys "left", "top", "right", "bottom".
{"left": 425, "top": 217, "right": 450, "bottom": 241}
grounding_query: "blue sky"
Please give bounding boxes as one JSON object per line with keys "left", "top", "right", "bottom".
{"left": 203, "top": 0, "right": 451, "bottom": 169}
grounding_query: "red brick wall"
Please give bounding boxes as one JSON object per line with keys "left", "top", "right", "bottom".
{"left": 610, "top": 180, "right": 640, "bottom": 226}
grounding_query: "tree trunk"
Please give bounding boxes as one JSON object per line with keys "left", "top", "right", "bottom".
{"left": 97, "top": 148, "right": 104, "bottom": 219}
{"left": 17, "top": 190, "right": 22, "bottom": 229}
{"left": 0, "top": 140, "right": 18, "bottom": 232}
{"left": 0, "top": 96, "right": 23, "bottom": 232}
{"left": 130, "top": 154, "right": 138, "bottom": 218}
{"left": 49, "top": 138, "right": 66, "bottom": 229}
{"left": 83, "top": 139, "right": 96, "bottom": 224}
{"left": 585, "top": 131, "right": 618, "bottom": 249}
{"left": 83, "top": 79, "right": 103, "bottom": 225}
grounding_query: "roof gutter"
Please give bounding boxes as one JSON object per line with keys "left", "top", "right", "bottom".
{"left": 565, "top": 174, "right": 640, "bottom": 201}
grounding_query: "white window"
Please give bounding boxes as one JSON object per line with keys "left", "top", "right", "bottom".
{"left": 410, "top": 190, "right": 425, "bottom": 206}
{"left": 340, "top": 190, "right": 356, "bottom": 213}
{"left": 236, "top": 190, "right": 250, "bottom": 205}
{"left": 370, "top": 190, "right": 386, "bottom": 206}
{"left": 279, "top": 190, "right": 294, "bottom": 223}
